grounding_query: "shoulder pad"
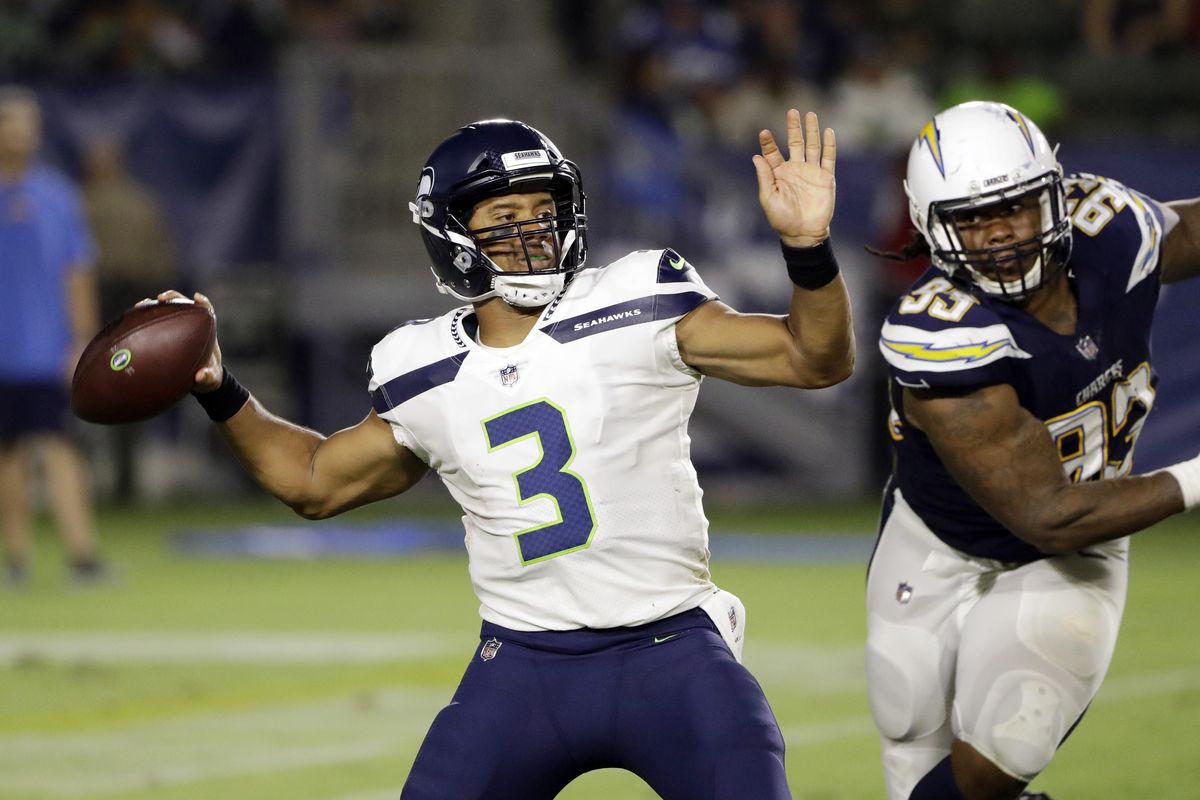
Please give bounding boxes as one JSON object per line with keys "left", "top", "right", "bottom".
{"left": 881, "top": 274, "right": 1027, "bottom": 385}
{"left": 538, "top": 249, "right": 717, "bottom": 343}
{"left": 1065, "top": 173, "right": 1167, "bottom": 292}
{"left": 368, "top": 307, "right": 468, "bottom": 386}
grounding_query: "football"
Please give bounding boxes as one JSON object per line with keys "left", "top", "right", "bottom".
{"left": 71, "top": 300, "right": 216, "bottom": 425}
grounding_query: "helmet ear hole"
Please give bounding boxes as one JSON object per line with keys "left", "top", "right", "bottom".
{"left": 453, "top": 249, "right": 473, "bottom": 273}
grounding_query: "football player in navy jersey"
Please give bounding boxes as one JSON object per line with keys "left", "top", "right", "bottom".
{"left": 157, "top": 109, "right": 854, "bottom": 798}
{"left": 868, "top": 100, "right": 1200, "bottom": 800}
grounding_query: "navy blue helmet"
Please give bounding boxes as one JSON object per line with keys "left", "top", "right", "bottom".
{"left": 410, "top": 119, "right": 588, "bottom": 307}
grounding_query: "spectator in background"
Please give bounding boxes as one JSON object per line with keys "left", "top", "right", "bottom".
{"left": 0, "top": 2, "right": 51, "bottom": 78}
{"left": 737, "top": 0, "right": 842, "bottom": 91}
{"left": 940, "top": 46, "right": 1066, "bottom": 135}
{"left": 826, "top": 33, "right": 934, "bottom": 154}
{"left": 618, "top": 0, "right": 744, "bottom": 149}
{"left": 603, "top": 47, "right": 694, "bottom": 254}
{"left": 82, "top": 135, "right": 178, "bottom": 503}
{"left": 619, "top": 0, "right": 743, "bottom": 94}
{"left": 195, "top": 0, "right": 286, "bottom": 72}
{"left": 713, "top": 53, "right": 821, "bottom": 151}
{"left": 0, "top": 86, "right": 105, "bottom": 587}
{"left": 1082, "top": 0, "right": 1194, "bottom": 57}
{"left": 50, "top": 0, "right": 203, "bottom": 78}
{"left": 82, "top": 137, "right": 177, "bottom": 323}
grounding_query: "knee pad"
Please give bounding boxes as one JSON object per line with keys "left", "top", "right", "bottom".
{"left": 866, "top": 614, "right": 948, "bottom": 741}
{"left": 967, "top": 669, "right": 1067, "bottom": 780}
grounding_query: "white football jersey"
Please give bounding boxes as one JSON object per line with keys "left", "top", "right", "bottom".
{"left": 368, "top": 249, "right": 721, "bottom": 631}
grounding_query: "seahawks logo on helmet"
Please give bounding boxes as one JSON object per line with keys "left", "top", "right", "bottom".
{"left": 411, "top": 167, "right": 436, "bottom": 222}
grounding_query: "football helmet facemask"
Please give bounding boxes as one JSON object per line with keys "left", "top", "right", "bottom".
{"left": 904, "top": 101, "right": 1071, "bottom": 301}
{"left": 411, "top": 119, "right": 588, "bottom": 308}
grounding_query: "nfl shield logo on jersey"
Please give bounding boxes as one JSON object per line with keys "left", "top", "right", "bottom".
{"left": 896, "top": 582, "right": 913, "bottom": 604}
{"left": 1075, "top": 335, "right": 1100, "bottom": 361}
{"left": 480, "top": 637, "right": 503, "bottom": 661}
{"left": 500, "top": 364, "right": 519, "bottom": 386}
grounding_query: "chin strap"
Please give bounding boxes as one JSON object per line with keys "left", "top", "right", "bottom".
{"left": 495, "top": 272, "right": 566, "bottom": 308}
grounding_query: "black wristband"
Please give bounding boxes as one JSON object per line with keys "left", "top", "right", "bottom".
{"left": 192, "top": 367, "right": 250, "bottom": 422}
{"left": 782, "top": 238, "right": 840, "bottom": 290}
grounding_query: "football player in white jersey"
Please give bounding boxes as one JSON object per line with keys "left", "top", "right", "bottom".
{"left": 870, "top": 101, "right": 1200, "bottom": 800}
{"left": 161, "top": 109, "right": 854, "bottom": 798}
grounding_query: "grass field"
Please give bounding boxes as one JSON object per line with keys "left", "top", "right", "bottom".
{"left": 2, "top": 498, "right": 1198, "bottom": 799}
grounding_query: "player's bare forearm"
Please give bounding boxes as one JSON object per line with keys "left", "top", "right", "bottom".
{"left": 170, "top": 287, "right": 427, "bottom": 517}
{"left": 906, "top": 384, "right": 1185, "bottom": 554}
{"left": 1025, "top": 472, "right": 1183, "bottom": 552}
{"left": 1161, "top": 197, "right": 1200, "bottom": 283}
{"left": 216, "top": 399, "right": 426, "bottom": 519}
{"left": 675, "top": 297, "right": 852, "bottom": 388}
{"left": 784, "top": 273, "right": 855, "bottom": 386}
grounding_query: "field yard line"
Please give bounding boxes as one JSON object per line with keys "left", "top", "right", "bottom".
{"left": 0, "top": 632, "right": 865, "bottom": 693}
{"left": 226, "top": 665, "right": 1200, "bottom": 800}
{"left": 745, "top": 642, "right": 865, "bottom": 695}
{"left": 1098, "top": 666, "right": 1200, "bottom": 701}
{"left": 0, "top": 631, "right": 460, "bottom": 664}
{"left": 3, "top": 651, "right": 1196, "bottom": 798}
{"left": 0, "top": 689, "right": 444, "bottom": 797}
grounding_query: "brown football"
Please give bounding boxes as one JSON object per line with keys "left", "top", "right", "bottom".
{"left": 71, "top": 300, "right": 216, "bottom": 424}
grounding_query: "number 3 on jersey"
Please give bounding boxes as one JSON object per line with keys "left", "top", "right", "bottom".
{"left": 483, "top": 399, "right": 597, "bottom": 565}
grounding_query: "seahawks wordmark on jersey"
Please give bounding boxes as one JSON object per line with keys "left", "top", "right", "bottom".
{"left": 369, "top": 249, "right": 718, "bottom": 631}
{"left": 880, "top": 174, "right": 1172, "bottom": 562}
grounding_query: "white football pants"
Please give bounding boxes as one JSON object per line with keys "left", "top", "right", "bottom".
{"left": 865, "top": 488, "right": 1127, "bottom": 800}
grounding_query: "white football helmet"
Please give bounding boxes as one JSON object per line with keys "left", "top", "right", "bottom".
{"left": 904, "top": 101, "right": 1071, "bottom": 300}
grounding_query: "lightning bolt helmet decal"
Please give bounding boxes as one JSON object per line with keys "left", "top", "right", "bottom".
{"left": 917, "top": 118, "right": 945, "bottom": 178}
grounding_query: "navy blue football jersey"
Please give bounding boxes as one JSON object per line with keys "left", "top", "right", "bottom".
{"left": 879, "top": 174, "right": 1171, "bottom": 562}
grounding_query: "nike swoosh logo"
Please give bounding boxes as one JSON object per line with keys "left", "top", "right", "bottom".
{"left": 668, "top": 256, "right": 686, "bottom": 271}
{"left": 654, "top": 633, "right": 680, "bottom": 644}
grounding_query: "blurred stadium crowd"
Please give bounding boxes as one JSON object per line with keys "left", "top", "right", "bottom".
{"left": 3, "top": 1, "right": 1199, "bottom": 136}
{"left": 3, "top": 1, "right": 1198, "bottom": 123}
{"left": 7, "top": 0, "right": 1200, "bottom": 264}
{"left": 3, "top": 0, "right": 1199, "bottom": 503}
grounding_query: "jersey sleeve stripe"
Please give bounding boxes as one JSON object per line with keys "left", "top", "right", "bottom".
{"left": 540, "top": 291, "right": 710, "bottom": 343}
{"left": 879, "top": 322, "right": 1030, "bottom": 373}
{"left": 1125, "top": 189, "right": 1167, "bottom": 293}
{"left": 370, "top": 351, "right": 471, "bottom": 413}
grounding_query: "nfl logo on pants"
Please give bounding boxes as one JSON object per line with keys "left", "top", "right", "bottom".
{"left": 480, "top": 637, "right": 502, "bottom": 661}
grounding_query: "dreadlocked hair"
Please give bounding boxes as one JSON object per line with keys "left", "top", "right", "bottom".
{"left": 865, "top": 233, "right": 931, "bottom": 262}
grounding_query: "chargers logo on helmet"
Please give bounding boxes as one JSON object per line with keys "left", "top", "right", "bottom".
{"left": 1005, "top": 109, "right": 1037, "bottom": 155}
{"left": 917, "top": 119, "right": 945, "bottom": 178}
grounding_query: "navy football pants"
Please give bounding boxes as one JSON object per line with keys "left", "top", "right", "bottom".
{"left": 400, "top": 608, "right": 789, "bottom": 799}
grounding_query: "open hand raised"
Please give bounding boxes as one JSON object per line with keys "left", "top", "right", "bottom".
{"left": 753, "top": 110, "right": 836, "bottom": 248}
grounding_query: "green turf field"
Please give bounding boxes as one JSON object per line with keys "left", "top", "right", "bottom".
{"left": 2, "top": 499, "right": 1198, "bottom": 799}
